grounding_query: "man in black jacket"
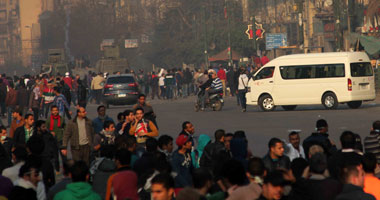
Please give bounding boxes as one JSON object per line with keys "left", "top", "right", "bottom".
{"left": 303, "top": 119, "right": 337, "bottom": 159}
{"left": 262, "top": 137, "right": 290, "bottom": 172}
{"left": 35, "top": 120, "right": 59, "bottom": 172}
{"left": 14, "top": 114, "right": 35, "bottom": 146}
{"left": 335, "top": 163, "right": 375, "bottom": 200}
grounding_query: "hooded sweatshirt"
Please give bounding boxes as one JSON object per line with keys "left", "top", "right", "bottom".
{"left": 191, "top": 134, "right": 211, "bottom": 168}
{"left": 54, "top": 182, "right": 101, "bottom": 200}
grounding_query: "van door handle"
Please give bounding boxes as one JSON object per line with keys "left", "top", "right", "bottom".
{"left": 269, "top": 81, "right": 273, "bottom": 83}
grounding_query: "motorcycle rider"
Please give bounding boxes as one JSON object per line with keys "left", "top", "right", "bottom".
{"left": 200, "top": 70, "right": 223, "bottom": 111}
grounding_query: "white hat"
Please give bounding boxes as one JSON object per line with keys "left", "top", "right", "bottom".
{"left": 65, "top": 72, "right": 69, "bottom": 76}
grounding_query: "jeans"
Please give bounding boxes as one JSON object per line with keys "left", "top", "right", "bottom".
{"left": 238, "top": 90, "right": 247, "bottom": 109}
{"left": 182, "top": 84, "right": 188, "bottom": 97}
{"left": 160, "top": 86, "right": 166, "bottom": 98}
{"left": 166, "top": 85, "right": 174, "bottom": 99}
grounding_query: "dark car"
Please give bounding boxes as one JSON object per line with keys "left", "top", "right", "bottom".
{"left": 103, "top": 74, "right": 139, "bottom": 108}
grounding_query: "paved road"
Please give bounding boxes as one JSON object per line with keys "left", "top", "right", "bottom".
{"left": 85, "top": 95, "right": 380, "bottom": 156}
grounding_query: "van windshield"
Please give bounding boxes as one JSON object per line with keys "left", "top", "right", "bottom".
{"left": 350, "top": 62, "right": 373, "bottom": 77}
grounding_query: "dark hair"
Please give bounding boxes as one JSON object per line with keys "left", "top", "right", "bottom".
{"left": 234, "top": 130, "right": 246, "bottom": 139}
{"left": 225, "top": 133, "right": 234, "bottom": 138}
{"left": 309, "top": 153, "right": 327, "bottom": 174}
{"left": 12, "top": 108, "right": 23, "bottom": 116}
{"left": 138, "top": 94, "right": 146, "bottom": 99}
{"left": 26, "top": 135, "right": 45, "bottom": 155}
{"left": 247, "top": 157, "right": 266, "bottom": 177}
{"left": 372, "top": 120, "right": 380, "bottom": 131}
{"left": 123, "top": 109, "right": 133, "bottom": 117}
{"left": 221, "top": 159, "right": 247, "bottom": 186}
{"left": 97, "top": 105, "right": 106, "bottom": 112}
{"left": 50, "top": 105, "right": 58, "bottom": 111}
{"left": 25, "top": 113, "right": 34, "bottom": 120}
{"left": 70, "top": 161, "right": 89, "bottom": 182}
{"left": 215, "top": 129, "right": 225, "bottom": 141}
{"left": 134, "top": 107, "right": 144, "bottom": 114}
{"left": 289, "top": 131, "right": 299, "bottom": 137}
{"left": 117, "top": 112, "right": 124, "bottom": 121}
{"left": 291, "top": 158, "right": 308, "bottom": 179}
{"left": 103, "top": 120, "right": 115, "bottom": 129}
{"left": 340, "top": 131, "right": 356, "bottom": 149}
{"left": 151, "top": 173, "right": 175, "bottom": 190}
{"left": 13, "top": 146, "right": 28, "bottom": 161}
{"left": 192, "top": 168, "right": 212, "bottom": 189}
{"left": 115, "top": 148, "right": 131, "bottom": 166}
{"left": 0, "top": 125, "right": 6, "bottom": 132}
{"left": 158, "top": 135, "right": 173, "bottom": 149}
{"left": 362, "top": 153, "right": 377, "bottom": 173}
{"left": 100, "top": 145, "right": 116, "bottom": 159}
{"left": 268, "top": 137, "right": 282, "bottom": 149}
{"left": 19, "top": 163, "right": 32, "bottom": 178}
{"left": 35, "top": 120, "right": 45, "bottom": 129}
{"left": 182, "top": 121, "right": 191, "bottom": 130}
{"left": 264, "top": 170, "right": 289, "bottom": 186}
{"left": 53, "top": 86, "right": 61, "bottom": 93}
{"left": 316, "top": 119, "right": 328, "bottom": 130}
{"left": 146, "top": 137, "right": 158, "bottom": 153}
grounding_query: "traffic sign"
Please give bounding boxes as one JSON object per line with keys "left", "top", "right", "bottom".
{"left": 266, "top": 33, "right": 287, "bottom": 50}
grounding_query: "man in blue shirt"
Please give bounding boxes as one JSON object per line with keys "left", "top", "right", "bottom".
{"left": 92, "top": 105, "right": 114, "bottom": 134}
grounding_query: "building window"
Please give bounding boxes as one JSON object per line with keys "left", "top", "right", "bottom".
{"left": 0, "top": 24, "right": 7, "bottom": 34}
{"left": 0, "top": 10, "right": 6, "bottom": 21}
{"left": 0, "top": 0, "right": 6, "bottom": 8}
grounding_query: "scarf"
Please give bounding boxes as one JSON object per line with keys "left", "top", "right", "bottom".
{"left": 50, "top": 115, "right": 61, "bottom": 131}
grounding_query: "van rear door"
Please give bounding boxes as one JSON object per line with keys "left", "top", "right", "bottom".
{"left": 349, "top": 62, "right": 375, "bottom": 98}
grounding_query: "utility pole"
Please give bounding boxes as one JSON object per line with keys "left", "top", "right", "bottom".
{"left": 203, "top": 5, "right": 209, "bottom": 68}
{"left": 225, "top": 0, "right": 233, "bottom": 67}
{"left": 252, "top": 16, "right": 257, "bottom": 51}
{"left": 346, "top": 0, "right": 351, "bottom": 51}
{"left": 334, "top": 0, "right": 342, "bottom": 51}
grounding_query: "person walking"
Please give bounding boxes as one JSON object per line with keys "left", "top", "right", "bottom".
{"left": 237, "top": 67, "right": 249, "bottom": 112}
{"left": 91, "top": 73, "right": 105, "bottom": 105}
{"left": 61, "top": 107, "right": 95, "bottom": 165}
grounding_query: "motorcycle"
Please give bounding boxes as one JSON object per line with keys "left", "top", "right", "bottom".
{"left": 195, "top": 91, "right": 224, "bottom": 111}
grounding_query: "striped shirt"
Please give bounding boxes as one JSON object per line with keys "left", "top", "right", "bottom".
{"left": 364, "top": 131, "right": 380, "bottom": 163}
{"left": 211, "top": 77, "right": 223, "bottom": 91}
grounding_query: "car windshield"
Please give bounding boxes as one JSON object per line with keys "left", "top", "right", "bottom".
{"left": 107, "top": 76, "right": 134, "bottom": 84}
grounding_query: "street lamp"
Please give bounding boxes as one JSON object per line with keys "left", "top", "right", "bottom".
{"left": 25, "top": 25, "right": 33, "bottom": 67}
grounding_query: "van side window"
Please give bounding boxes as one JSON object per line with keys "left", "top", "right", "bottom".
{"left": 255, "top": 67, "right": 275, "bottom": 80}
{"left": 280, "top": 64, "right": 345, "bottom": 79}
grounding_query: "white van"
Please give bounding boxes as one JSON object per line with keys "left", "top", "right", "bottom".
{"left": 246, "top": 52, "right": 376, "bottom": 111}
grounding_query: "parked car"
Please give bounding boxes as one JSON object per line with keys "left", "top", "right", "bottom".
{"left": 103, "top": 74, "right": 139, "bottom": 108}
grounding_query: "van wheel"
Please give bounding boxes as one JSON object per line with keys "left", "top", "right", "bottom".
{"left": 347, "top": 101, "right": 362, "bottom": 109}
{"left": 259, "top": 94, "right": 276, "bottom": 111}
{"left": 282, "top": 105, "right": 297, "bottom": 111}
{"left": 322, "top": 92, "right": 338, "bottom": 110}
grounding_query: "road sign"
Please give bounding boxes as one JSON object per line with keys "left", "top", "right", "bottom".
{"left": 266, "top": 33, "right": 287, "bottom": 50}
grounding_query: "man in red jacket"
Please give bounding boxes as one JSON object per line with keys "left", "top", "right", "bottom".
{"left": 217, "top": 65, "right": 227, "bottom": 97}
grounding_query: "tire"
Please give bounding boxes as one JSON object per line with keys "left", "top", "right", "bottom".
{"left": 322, "top": 92, "right": 338, "bottom": 110}
{"left": 282, "top": 105, "right": 297, "bottom": 111}
{"left": 213, "top": 101, "right": 223, "bottom": 111}
{"left": 347, "top": 101, "right": 362, "bottom": 109}
{"left": 259, "top": 94, "right": 276, "bottom": 111}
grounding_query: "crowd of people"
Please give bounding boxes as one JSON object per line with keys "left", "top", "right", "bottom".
{"left": 0, "top": 84, "right": 379, "bottom": 200}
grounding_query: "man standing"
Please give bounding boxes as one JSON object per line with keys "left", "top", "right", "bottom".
{"left": 262, "top": 138, "right": 290, "bottom": 172}
{"left": 52, "top": 87, "right": 71, "bottom": 119}
{"left": 117, "top": 110, "right": 134, "bottom": 136}
{"left": 150, "top": 72, "right": 160, "bottom": 100}
{"left": 171, "top": 134, "right": 193, "bottom": 187}
{"left": 46, "top": 105, "right": 65, "bottom": 147}
{"left": 91, "top": 72, "right": 105, "bottom": 105}
{"left": 41, "top": 82, "right": 55, "bottom": 119}
{"left": 335, "top": 163, "right": 376, "bottom": 200}
{"left": 284, "top": 131, "right": 305, "bottom": 161}
{"left": 363, "top": 153, "right": 380, "bottom": 199}
{"left": 129, "top": 108, "right": 158, "bottom": 145}
{"left": 5, "top": 83, "right": 17, "bottom": 127}
{"left": 13, "top": 114, "right": 35, "bottom": 146}
{"left": 29, "top": 78, "right": 42, "bottom": 122}
{"left": 132, "top": 94, "right": 157, "bottom": 127}
{"left": 179, "top": 121, "right": 195, "bottom": 147}
{"left": 164, "top": 70, "right": 175, "bottom": 100}
{"left": 364, "top": 120, "right": 380, "bottom": 163}
{"left": 92, "top": 105, "right": 114, "bottom": 135}
{"left": 61, "top": 107, "right": 95, "bottom": 165}
{"left": 54, "top": 161, "right": 101, "bottom": 200}
{"left": 303, "top": 119, "right": 337, "bottom": 158}
{"left": 151, "top": 173, "right": 175, "bottom": 200}
{"left": 9, "top": 109, "right": 24, "bottom": 138}
{"left": 217, "top": 65, "right": 227, "bottom": 97}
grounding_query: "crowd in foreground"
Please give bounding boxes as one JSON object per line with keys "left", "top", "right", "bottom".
{"left": 0, "top": 89, "right": 380, "bottom": 200}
